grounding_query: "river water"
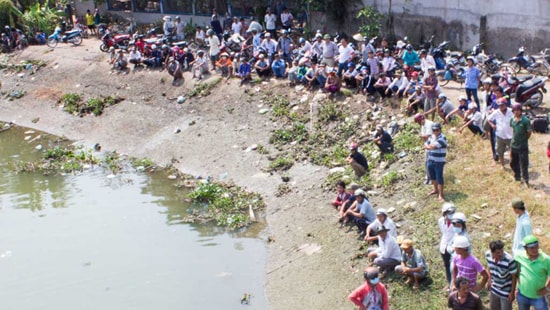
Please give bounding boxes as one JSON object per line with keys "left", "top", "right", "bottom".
{"left": 0, "top": 126, "right": 267, "bottom": 309}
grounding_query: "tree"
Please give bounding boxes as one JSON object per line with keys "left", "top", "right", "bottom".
{"left": 356, "top": 6, "right": 383, "bottom": 39}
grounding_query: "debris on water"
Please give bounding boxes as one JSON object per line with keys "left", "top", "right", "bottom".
{"left": 34, "top": 144, "right": 42, "bottom": 151}
{"left": 167, "top": 175, "right": 177, "bottom": 180}
{"left": 241, "top": 293, "right": 251, "bottom": 305}
{"left": 248, "top": 205, "right": 256, "bottom": 222}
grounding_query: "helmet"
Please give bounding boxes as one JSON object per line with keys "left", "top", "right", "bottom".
{"left": 438, "top": 93, "right": 447, "bottom": 99}
{"left": 175, "top": 16, "right": 181, "bottom": 20}
{"left": 197, "top": 50, "right": 204, "bottom": 55}
{"left": 406, "top": 44, "right": 413, "bottom": 50}
{"left": 360, "top": 66, "right": 368, "bottom": 72}
{"left": 109, "top": 46, "right": 115, "bottom": 51}
{"left": 458, "top": 95, "right": 468, "bottom": 102}
{"left": 151, "top": 44, "right": 157, "bottom": 49}
{"left": 384, "top": 49, "right": 390, "bottom": 53}
{"left": 468, "top": 103, "right": 478, "bottom": 110}
{"left": 431, "top": 122, "right": 442, "bottom": 131}
{"left": 162, "top": 44, "right": 168, "bottom": 49}
{"left": 483, "top": 78, "right": 492, "bottom": 84}
{"left": 411, "top": 71, "right": 419, "bottom": 77}
{"left": 207, "top": 29, "right": 215, "bottom": 36}
{"left": 453, "top": 235, "right": 470, "bottom": 249}
{"left": 512, "top": 103, "right": 522, "bottom": 111}
{"left": 347, "top": 62, "right": 355, "bottom": 68}
{"left": 299, "top": 37, "right": 305, "bottom": 44}
{"left": 467, "top": 56, "right": 475, "bottom": 62}
{"left": 349, "top": 142, "right": 358, "bottom": 150}
{"left": 522, "top": 235, "right": 539, "bottom": 247}
{"left": 451, "top": 212, "right": 467, "bottom": 224}
{"left": 420, "top": 49, "right": 427, "bottom": 54}
{"left": 376, "top": 208, "right": 387, "bottom": 216}
{"left": 414, "top": 113, "right": 425, "bottom": 123}
{"left": 441, "top": 202, "right": 456, "bottom": 214}
{"left": 354, "top": 189, "right": 365, "bottom": 197}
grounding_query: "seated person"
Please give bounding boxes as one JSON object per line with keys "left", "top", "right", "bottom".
{"left": 373, "top": 125, "right": 394, "bottom": 154}
{"left": 406, "top": 86, "right": 425, "bottom": 115}
{"left": 373, "top": 72, "right": 392, "bottom": 100}
{"left": 355, "top": 67, "right": 375, "bottom": 95}
{"left": 331, "top": 180, "right": 351, "bottom": 208}
{"left": 324, "top": 69, "right": 340, "bottom": 94}
{"left": 367, "top": 226, "right": 402, "bottom": 273}
{"left": 295, "top": 58, "right": 309, "bottom": 84}
{"left": 424, "top": 93, "right": 455, "bottom": 124}
{"left": 110, "top": 50, "right": 128, "bottom": 71}
{"left": 128, "top": 47, "right": 142, "bottom": 69}
{"left": 287, "top": 59, "right": 300, "bottom": 85}
{"left": 365, "top": 208, "right": 397, "bottom": 243}
{"left": 445, "top": 95, "right": 470, "bottom": 122}
{"left": 271, "top": 53, "right": 286, "bottom": 78}
{"left": 237, "top": 57, "right": 252, "bottom": 84}
{"left": 337, "top": 183, "right": 359, "bottom": 218}
{"left": 341, "top": 189, "right": 376, "bottom": 237}
{"left": 178, "top": 48, "right": 195, "bottom": 71}
{"left": 150, "top": 45, "right": 163, "bottom": 68}
{"left": 254, "top": 54, "right": 270, "bottom": 79}
{"left": 346, "top": 142, "right": 369, "bottom": 178}
{"left": 386, "top": 72, "right": 409, "bottom": 98}
{"left": 190, "top": 50, "right": 209, "bottom": 80}
{"left": 458, "top": 103, "right": 484, "bottom": 135}
{"left": 304, "top": 61, "right": 321, "bottom": 89}
{"left": 342, "top": 62, "right": 358, "bottom": 88}
{"left": 195, "top": 26, "right": 206, "bottom": 47}
{"left": 166, "top": 57, "right": 183, "bottom": 85}
{"left": 403, "top": 71, "right": 422, "bottom": 96}
{"left": 215, "top": 52, "right": 233, "bottom": 80}
{"left": 313, "top": 62, "right": 327, "bottom": 88}
{"left": 394, "top": 239, "right": 428, "bottom": 290}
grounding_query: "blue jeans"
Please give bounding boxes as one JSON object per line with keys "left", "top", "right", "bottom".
{"left": 517, "top": 291, "right": 548, "bottom": 310}
{"left": 337, "top": 62, "right": 348, "bottom": 77}
{"left": 465, "top": 88, "right": 480, "bottom": 108}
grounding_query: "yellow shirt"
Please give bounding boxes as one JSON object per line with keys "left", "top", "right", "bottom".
{"left": 85, "top": 14, "right": 94, "bottom": 26}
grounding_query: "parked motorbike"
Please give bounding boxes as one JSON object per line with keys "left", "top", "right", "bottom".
{"left": 47, "top": 27, "right": 83, "bottom": 48}
{"left": 437, "top": 62, "right": 465, "bottom": 86}
{"left": 99, "top": 31, "right": 131, "bottom": 52}
{"left": 471, "top": 43, "right": 501, "bottom": 76}
{"left": 432, "top": 40, "right": 449, "bottom": 69}
{"left": 515, "top": 76, "right": 547, "bottom": 109}
{"left": 502, "top": 46, "right": 548, "bottom": 76}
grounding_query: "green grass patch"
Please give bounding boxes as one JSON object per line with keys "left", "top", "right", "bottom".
{"left": 269, "top": 156, "right": 294, "bottom": 171}
{"left": 187, "top": 77, "right": 222, "bottom": 98}
{"left": 318, "top": 100, "right": 346, "bottom": 123}
{"left": 61, "top": 94, "right": 123, "bottom": 117}
{"left": 17, "top": 146, "right": 99, "bottom": 174}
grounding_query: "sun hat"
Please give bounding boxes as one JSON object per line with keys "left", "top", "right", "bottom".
{"left": 483, "top": 78, "right": 492, "bottom": 84}
{"left": 323, "top": 34, "right": 330, "bottom": 39}
{"left": 468, "top": 103, "right": 478, "bottom": 110}
{"left": 163, "top": 16, "right": 172, "bottom": 21}
{"left": 453, "top": 235, "right": 470, "bottom": 248}
{"left": 459, "top": 95, "right": 468, "bottom": 101}
{"left": 411, "top": 71, "right": 419, "bottom": 77}
{"left": 374, "top": 225, "right": 390, "bottom": 235}
{"left": 220, "top": 52, "right": 229, "bottom": 57}
{"left": 451, "top": 212, "right": 467, "bottom": 224}
{"left": 496, "top": 97, "right": 507, "bottom": 105}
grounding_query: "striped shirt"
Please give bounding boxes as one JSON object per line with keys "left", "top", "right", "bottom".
{"left": 485, "top": 250, "right": 517, "bottom": 297}
{"left": 425, "top": 133, "right": 447, "bottom": 163}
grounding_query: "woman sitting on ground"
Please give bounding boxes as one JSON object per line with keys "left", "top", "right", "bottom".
{"left": 324, "top": 69, "right": 340, "bottom": 94}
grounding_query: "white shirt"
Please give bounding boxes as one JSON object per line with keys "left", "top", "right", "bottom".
{"left": 299, "top": 40, "right": 312, "bottom": 55}
{"left": 264, "top": 14, "right": 276, "bottom": 30}
{"left": 128, "top": 50, "right": 141, "bottom": 61}
{"left": 467, "top": 111, "right": 483, "bottom": 128}
{"left": 376, "top": 235, "right": 402, "bottom": 261}
{"left": 338, "top": 44, "right": 353, "bottom": 64}
{"left": 421, "top": 119, "right": 434, "bottom": 138}
{"left": 195, "top": 29, "right": 205, "bottom": 41}
{"left": 281, "top": 12, "right": 293, "bottom": 25}
{"left": 175, "top": 21, "right": 184, "bottom": 37}
{"left": 231, "top": 21, "right": 241, "bottom": 35}
{"left": 367, "top": 218, "right": 397, "bottom": 238}
{"left": 438, "top": 216, "right": 454, "bottom": 254}
{"left": 488, "top": 108, "right": 514, "bottom": 139}
{"left": 207, "top": 35, "right": 220, "bottom": 56}
{"left": 382, "top": 56, "right": 395, "bottom": 72}
{"left": 420, "top": 55, "right": 436, "bottom": 75}
{"left": 260, "top": 38, "right": 277, "bottom": 55}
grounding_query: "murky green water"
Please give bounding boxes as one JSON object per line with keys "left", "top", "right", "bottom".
{"left": 0, "top": 126, "right": 267, "bottom": 309}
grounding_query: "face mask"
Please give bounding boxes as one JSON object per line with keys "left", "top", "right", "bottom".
{"left": 368, "top": 277, "right": 379, "bottom": 285}
{"left": 453, "top": 226, "right": 462, "bottom": 233}
{"left": 446, "top": 213, "right": 454, "bottom": 220}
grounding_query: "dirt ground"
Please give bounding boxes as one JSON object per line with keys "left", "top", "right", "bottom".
{"left": 2, "top": 39, "right": 550, "bottom": 309}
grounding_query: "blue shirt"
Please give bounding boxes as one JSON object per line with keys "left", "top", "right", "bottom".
{"left": 238, "top": 63, "right": 251, "bottom": 76}
{"left": 464, "top": 66, "right": 480, "bottom": 89}
{"left": 512, "top": 212, "right": 532, "bottom": 257}
{"left": 357, "top": 199, "right": 376, "bottom": 223}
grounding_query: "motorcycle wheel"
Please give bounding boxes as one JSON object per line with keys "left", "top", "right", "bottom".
{"left": 528, "top": 89, "right": 544, "bottom": 109}
{"left": 120, "top": 40, "right": 130, "bottom": 49}
{"left": 438, "top": 75, "right": 450, "bottom": 87}
{"left": 499, "top": 64, "right": 517, "bottom": 77}
{"left": 537, "top": 64, "right": 549, "bottom": 77}
{"left": 47, "top": 38, "right": 58, "bottom": 48}
{"left": 99, "top": 43, "right": 109, "bottom": 52}
{"left": 509, "top": 62, "right": 521, "bottom": 74}
{"left": 71, "top": 35, "right": 83, "bottom": 46}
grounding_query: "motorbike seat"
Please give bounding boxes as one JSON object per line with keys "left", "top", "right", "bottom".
{"left": 65, "top": 29, "right": 80, "bottom": 35}
{"left": 450, "top": 51, "right": 462, "bottom": 58}
{"left": 510, "top": 75, "right": 533, "bottom": 83}
{"left": 144, "top": 38, "right": 159, "bottom": 44}
{"left": 516, "top": 77, "right": 542, "bottom": 98}
{"left": 172, "top": 41, "right": 188, "bottom": 48}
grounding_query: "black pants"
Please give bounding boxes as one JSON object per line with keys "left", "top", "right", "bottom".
{"left": 511, "top": 147, "right": 529, "bottom": 182}
{"left": 441, "top": 249, "right": 452, "bottom": 284}
{"left": 467, "top": 124, "right": 483, "bottom": 136}
{"left": 377, "top": 142, "right": 394, "bottom": 154}
{"left": 489, "top": 127, "right": 498, "bottom": 161}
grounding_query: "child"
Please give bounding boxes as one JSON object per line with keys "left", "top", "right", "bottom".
{"left": 331, "top": 181, "right": 350, "bottom": 208}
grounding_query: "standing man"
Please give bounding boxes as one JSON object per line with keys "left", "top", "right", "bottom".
{"left": 93, "top": 8, "right": 101, "bottom": 34}
{"left": 439, "top": 202, "right": 457, "bottom": 292}
{"left": 511, "top": 198, "right": 532, "bottom": 257}
{"left": 277, "top": 30, "right": 293, "bottom": 66}
{"left": 85, "top": 10, "right": 96, "bottom": 36}
{"left": 174, "top": 16, "right": 184, "bottom": 41}
{"left": 206, "top": 29, "right": 220, "bottom": 71}
{"left": 488, "top": 98, "right": 514, "bottom": 168}
{"left": 423, "top": 66, "right": 438, "bottom": 121}
{"left": 337, "top": 38, "right": 353, "bottom": 77}
{"left": 346, "top": 142, "right": 369, "bottom": 179}
{"left": 514, "top": 235, "right": 550, "bottom": 310}
{"left": 264, "top": 9, "right": 277, "bottom": 39}
{"left": 485, "top": 240, "right": 517, "bottom": 310}
{"left": 510, "top": 103, "right": 532, "bottom": 186}
{"left": 424, "top": 122, "right": 447, "bottom": 202}
{"left": 464, "top": 56, "right": 481, "bottom": 107}
{"left": 348, "top": 267, "right": 390, "bottom": 310}
{"left": 321, "top": 34, "right": 338, "bottom": 68}
{"left": 451, "top": 235, "right": 489, "bottom": 293}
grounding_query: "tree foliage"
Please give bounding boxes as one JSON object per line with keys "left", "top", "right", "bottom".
{"left": 356, "top": 6, "right": 384, "bottom": 38}
{"left": 0, "top": 0, "right": 22, "bottom": 28}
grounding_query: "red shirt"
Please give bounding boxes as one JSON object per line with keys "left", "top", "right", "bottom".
{"left": 348, "top": 282, "right": 389, "bottom": 310}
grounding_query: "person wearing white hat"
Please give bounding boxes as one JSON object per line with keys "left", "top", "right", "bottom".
{"left": 458, "top": 102, "right": 484, "bottom": 136}
{"left": 206, "top": 29, "right": 220, "bottom": 71}
{"left": 162, "top": 16, "right": 173, "bottom": 38}
{"left": 365, "top": 208, "right": 397, "bottom": 242}
{"left": 424, "top": 93, "right": 455, "bottom": 124}
{"left": 451, "top": 235, "right": 488, "bottom": 293}
{"left": 367, "top": 225, "right": 402, "bottom": 274}
{"left": 216, "top": 52, "right": 233, "bottom": 80}
{"left": 174, "top": 16, "right": 184, "bottom": 41}
{"left": 446, "top": 95, "right": 470, "bottom": 122}
{"left": 439, "top": 202, "right": 457, "bottom": 290}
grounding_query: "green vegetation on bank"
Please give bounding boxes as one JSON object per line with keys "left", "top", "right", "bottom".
{"left": 60, "top": 93, "right": 124, "bottom": 116}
